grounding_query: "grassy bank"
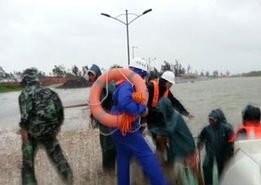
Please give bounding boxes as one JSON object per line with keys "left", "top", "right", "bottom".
{"left": 0, "top": 84, "right": 22, "bottom": 93}
{"left": 0, "top": 83, "right": 62, "bottom": 93}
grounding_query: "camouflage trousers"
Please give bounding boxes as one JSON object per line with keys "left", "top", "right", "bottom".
{"left": 21, "top": 136, "right": 73, "bottom": 185}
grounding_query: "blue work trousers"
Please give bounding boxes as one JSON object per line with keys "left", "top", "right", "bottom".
{"left": 112, "top": 129, "right": 167, "bottom": 185}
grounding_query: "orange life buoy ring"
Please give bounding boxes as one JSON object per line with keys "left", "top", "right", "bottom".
{"left": 88, "top": 68, "right": 148, "bottom": 128}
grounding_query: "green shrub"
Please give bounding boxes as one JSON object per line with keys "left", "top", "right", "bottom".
{"left": 0, "top": 83, "right": 22, "bottom": 93}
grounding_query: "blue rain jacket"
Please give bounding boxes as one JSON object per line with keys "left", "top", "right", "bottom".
{"left": 111, "top": 81, "right": 167, "bottom": 185}
{"left": 111, "top": 81, "right": 146, "bottom": 129}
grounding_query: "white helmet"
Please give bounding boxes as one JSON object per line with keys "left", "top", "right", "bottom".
{"left": 129, "top": 58, "right": 148, "bottom": 72}
{"left": 161, "top": 71, "right": 175, "bottom": 84}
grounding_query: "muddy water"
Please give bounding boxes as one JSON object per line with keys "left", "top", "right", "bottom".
{"left": 0, "top": 77, "right": 261, "bottom": 185}
{"left": 1, "top": 77, "right": 261, "bottom": 132}
{"left": 172, "top": 76, "right": 261, "bottom": 135}
{"left": 0, "top": 87, "right": 90, "bottom": 130}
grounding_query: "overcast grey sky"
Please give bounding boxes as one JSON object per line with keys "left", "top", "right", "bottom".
{"left": 1, "top": 0, "right": 261, "bottom": 74}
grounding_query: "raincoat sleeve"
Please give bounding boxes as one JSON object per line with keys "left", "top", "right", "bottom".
{"left": 225, "top": 125, "right": 234, "bottom": 158}
{"left": 168, "top": 92, "right": 190, "bottom": 116}
{"left": 197, "top": 127, "right": 207, "bottom": 149}
{"left": 116, "top": 82, "right": 146, "bottom": 116}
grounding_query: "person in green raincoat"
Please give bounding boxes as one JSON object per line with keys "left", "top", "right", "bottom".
{"left": 197, "top": 109, "right": 234, "bottom": 185}
{"left": 88, "top": 64, "right": 116, "bottom": 172}
{"left": 152, "top": 97, "right": 204, "bottom": 185}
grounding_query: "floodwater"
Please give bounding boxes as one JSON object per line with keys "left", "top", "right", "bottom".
{"left": 0, "top": 87, "right": 90, "bottom": 131}
{"left": 0, "top": 76, "right": 261, "bottom": 185}
{"left": 173, "top": 76, "right": 261, "bottom": 136}
{"left": 1, "top": 77, "right": 261, "bottom": 133}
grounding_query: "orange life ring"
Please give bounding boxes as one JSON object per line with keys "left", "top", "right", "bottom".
{"left": 88, "top": 68, "right": 148, "bottom": 128}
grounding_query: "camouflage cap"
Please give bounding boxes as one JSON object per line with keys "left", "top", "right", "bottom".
{"left": 21, "top": 68, "right": 39, "bottom": 85}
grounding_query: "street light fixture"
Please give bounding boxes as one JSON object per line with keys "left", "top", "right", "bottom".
{"left": 101, "top": 9, "right": 152, "bottom": 66}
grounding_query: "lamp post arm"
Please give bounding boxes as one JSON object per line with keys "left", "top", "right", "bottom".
{"left": 128, "top": 14, "right": 143, "bottom": 25}
{"left": 108, "top": 16, "right": 126, "bottom": 25}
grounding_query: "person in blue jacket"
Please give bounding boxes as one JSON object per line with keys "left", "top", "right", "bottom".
{"left": 111, "top": 58, "right": 167, "bottom": 185}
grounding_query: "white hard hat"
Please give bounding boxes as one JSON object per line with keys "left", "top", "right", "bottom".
{"left": 129, "top": 58, "right": 148, "bottom": 72}
{"left": 161, "top": 71, "right": 175, "bottom": 84}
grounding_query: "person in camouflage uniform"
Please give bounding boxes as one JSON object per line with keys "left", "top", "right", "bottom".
{"left": 19, "top": 68, "right": 73, "bottom": 185}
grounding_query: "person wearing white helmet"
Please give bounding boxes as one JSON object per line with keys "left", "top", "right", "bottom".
{"left": 109, "top": 57, "right": 167, "bottom": 185}
{"left": 146, "top": 70, "right": 194, "bottom": 161}
{"left": 129, "top": 57, "right": 148, "bottom": 78}
{"left": 147, "top": 70, "right": 194, "bottom": 130}
{"left": 161, "top": 70, "right": 175, "bottom": 84}
{"left": 146, "top": 70, "right": 203, "bottom": 185}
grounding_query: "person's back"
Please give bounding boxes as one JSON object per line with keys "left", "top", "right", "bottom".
{"left": 20, "top": 86, "right": 64, "bottom": 138}
{"left": 19, "top": 68, "right": 73, "bottom": 185}
{"left": 154, "top": 97, "right": 195, "bottom": 158}
{"left": 154, "top": 97, "right": 204, "bottom": 185}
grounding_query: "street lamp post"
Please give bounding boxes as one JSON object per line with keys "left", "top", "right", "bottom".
{"left": 101, "top": 9, "right": 152, "bottom": 66}
{"left": 148, "top": 57, "right": 157, "bottom": 71}
{"left": 132, "top": 46, "right": 138, "bottom": 59}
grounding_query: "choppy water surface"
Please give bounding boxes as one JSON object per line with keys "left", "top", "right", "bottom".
{"left": 0, "top": 77, "right": 261, "bottom": 185}
{"left": 0, "top": 87, "right": 90, "bottom": 131}
{"left": 1, "top": 76, "right": 261, "bottom": 135}
{"left": 173, "top": 77, "right": 261, "bottom": 135}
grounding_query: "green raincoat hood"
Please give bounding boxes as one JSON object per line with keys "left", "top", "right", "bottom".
{"left": 208, "top": 109, "right": 224, "bottom": 124}
{"left": 88, "top": 64, "right": 102, "bottom": 78}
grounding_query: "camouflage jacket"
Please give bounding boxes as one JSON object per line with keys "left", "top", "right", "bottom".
{"left": 19, "top": 84, "right": 64, "bottom": 138}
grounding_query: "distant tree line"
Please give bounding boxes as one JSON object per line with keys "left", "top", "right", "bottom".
{"left": 0, "top": 60, "right": 239, "bottom": 82}
{"left": 157, "top": 60, "right": 231, "bottom": 78}
{"left": 52, "top": 65, "right": 89, "bottom": 78}
{"left": 0, "top": 65, "right": 90, "bottom": 82}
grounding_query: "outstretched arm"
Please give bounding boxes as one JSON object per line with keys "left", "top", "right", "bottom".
{"left": 168, "top": 92, "right": 194, "bottom": 118}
